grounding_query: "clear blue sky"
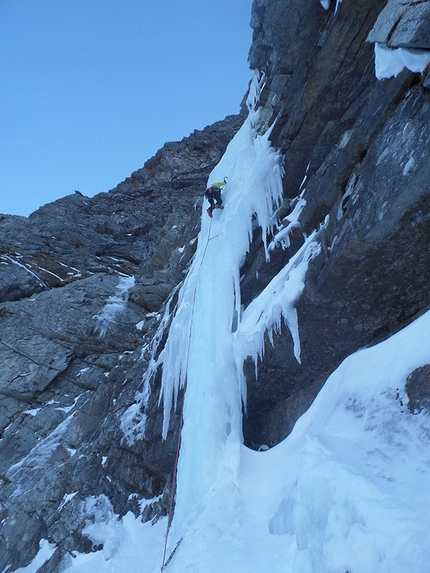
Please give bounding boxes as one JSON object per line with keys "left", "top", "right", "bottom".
{"left": 0, "top": 1, "right": 253, "bottom": 216}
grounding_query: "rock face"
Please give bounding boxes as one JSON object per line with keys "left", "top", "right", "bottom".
{"left": 0, "top": 115, "right": 243, "bottom": 571}
{"left": 1, "top": 0, "right": 430, "bottom": 570}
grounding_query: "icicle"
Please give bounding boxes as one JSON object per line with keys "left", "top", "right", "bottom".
{"left": 234, "top": 220, "right": 327, "bottom": 372}
{"left": 120, "top": 283, "right": 181, "bottom": 445}
{"left": 246, "top": 70, "right": 266, "bottom": 115}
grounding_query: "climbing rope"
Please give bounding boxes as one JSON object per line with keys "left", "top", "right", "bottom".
{"left": 160, "top": 218, "right": 213, "bottom": 571}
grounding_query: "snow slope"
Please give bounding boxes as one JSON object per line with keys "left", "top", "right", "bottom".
{"left": 22, "top": 72, "right": 430, "bottom": 573}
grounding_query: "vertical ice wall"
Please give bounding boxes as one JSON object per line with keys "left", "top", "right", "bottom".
{"left": 152, "top": 72, "right": 284, "bottom": 536}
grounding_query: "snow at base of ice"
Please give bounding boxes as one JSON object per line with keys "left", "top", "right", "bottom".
{"left": 62, "top": 513, "right": 166, "bottom": 573}
{"left": 60, "top": 309, "right": 430, "bottom": 573}
{"left": 374, "top": 42, "right": 430, "bottom": 80}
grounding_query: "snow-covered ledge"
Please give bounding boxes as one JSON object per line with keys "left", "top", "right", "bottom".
{"left": 374, "top": 42, "right": 430, "bottom": 80}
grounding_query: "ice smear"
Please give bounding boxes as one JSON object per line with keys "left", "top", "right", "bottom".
{"left": 7, "top": 416, "right": 72, "bottom": 483}
{"left": 374, "top": 42, "right": 430, "bottom": 79}
{"left": 94, "top": 275, "right": 135, "bottom": 338}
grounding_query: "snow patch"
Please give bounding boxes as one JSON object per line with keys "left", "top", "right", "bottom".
{"left": 59, "top": 491, "right": 78, "bottom": 510}
{"left": 23, "top": 408, "right": 41, "bottom": 417}
{"left": 374, "top": 42, "right": 430, "bottom": 80}
{"left": 402, "top": 155, "right": 416, "bottom": 176}
{"left": 55, "top": 392, "right": 87, "bottom": 413}
{"left": 0, "top": 255, "right": 47, "bottom": 288}
{"left": 81, "top": 495, "right": 125, "bottom": 560}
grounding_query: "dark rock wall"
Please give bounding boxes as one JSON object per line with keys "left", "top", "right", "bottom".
{"left": 240, "top": 0, "right": 430, "bottom": 447}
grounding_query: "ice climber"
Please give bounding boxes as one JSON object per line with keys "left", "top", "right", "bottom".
{"left": 205, "top": 177, "right": 227, "bottom": 218}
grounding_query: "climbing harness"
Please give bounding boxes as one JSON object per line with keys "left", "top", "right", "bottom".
{"left": 160, "top": 219, "right": 213, "bottom": 571}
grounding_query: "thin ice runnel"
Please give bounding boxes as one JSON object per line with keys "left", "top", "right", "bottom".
{"left": 94, "top": 275, "right": 135, "bottom": 338}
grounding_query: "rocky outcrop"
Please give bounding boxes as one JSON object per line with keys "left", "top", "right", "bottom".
{"left": 368, "top": 0, "right": 430, "bottom": 49}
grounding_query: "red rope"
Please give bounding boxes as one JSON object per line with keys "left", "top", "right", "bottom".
{"left": 160, "top": 400, "right": 185, "bottom": 571}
